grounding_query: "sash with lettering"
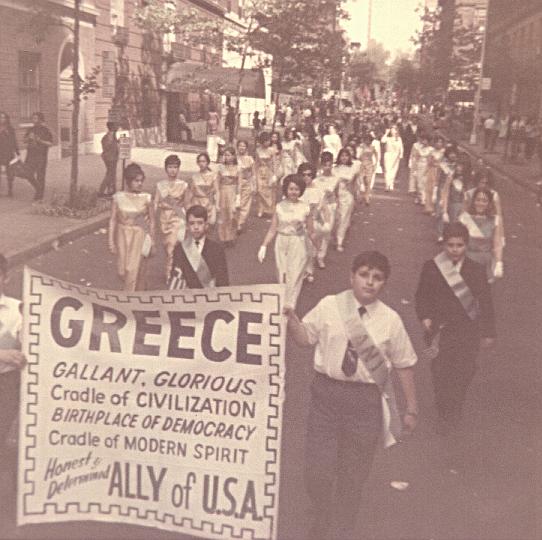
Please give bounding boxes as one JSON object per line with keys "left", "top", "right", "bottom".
{"left": 433, "top": 251, "right": 479, "bottom": 320}
{"left": 335, "top": 290, "right": 402, "bottom": 447}
{"left": 169, "top": 236, "right": 214, "bottom": 289}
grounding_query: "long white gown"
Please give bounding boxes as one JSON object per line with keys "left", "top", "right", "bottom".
{"left": 313, "top": 173, "right": 338, "bottom": 263}
{"left": 381, "top": 135, "right": 404, "bottom": 190}
{"left": 274, "top": 199, "right": 311, "bottom": 308}
{"left": 332, "top": 164, "right": 357, "bottom": 247}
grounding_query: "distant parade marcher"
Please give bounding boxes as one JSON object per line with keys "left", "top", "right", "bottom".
{"left": 236, "top": 140, "right": 256, "bottom": 234}
{"left": 153, "top": 154, "right": 189, "bottom": 279}
{"left": 381, "top": 125, "right": 403, "bottom": 191}
{"left": 458, "top": 187, "right": 504, "bottom": 282}
{"left": 408, "top": 132, "right": 432, "bottom": 204}
{"left": 186, "top": 152, "right": 218, "bottom": 227}
{"left": 415, "top": 222, "right": 495, "bottom": 435}
{"left": 258, "top": 174, "right": 314, "bottom": 309}
{"left": 98, "top": 122, "right": 119, "bottom": 197}
{"left": 216, "top": 147, "right": 241, "bottom": 246}
{"left": 281, "top": 127, "right": 305, "bottom": 178}
{"left": 313, "top": 152, "right": 338, "bottom": 267}
{"left": 357, "top": 133, "right": 377, "bottom": 204}
{"left": 255, "top": 131, "right": 278, "bottom": 218}
{"left": 24, "top": 112, "right": 53, "bottom": 201}
{"left": 285, "top": 251, "right": 418, "bottom": 540}
{"left": 0, "top": 254, "right": 26, "bottom": 454}
{"left": 424, "top": 135, "right": 446, "bottom": 215}
{"left": 109, "top": 163, "right": 155, "bottom": 291}
{"left": 439, "top": 158, "right": 468, "bottom": 241}
{"left": 177, "top": 110, "right": 193, "bottom": 143}
{"left": 206, "top": 108, "right": 221, "bottom": 162}
{"left": 169, "top": 205, "right": 229, "bottom": 289}
{"left": 322, "top": 124, "right": 342, "bottom": 162}
{"left": 333, "top": 148, "right": 358, "bottom": 252}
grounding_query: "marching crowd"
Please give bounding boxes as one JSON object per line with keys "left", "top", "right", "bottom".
{"left": 0, "top": 98, "right": 506, "bottom": 539}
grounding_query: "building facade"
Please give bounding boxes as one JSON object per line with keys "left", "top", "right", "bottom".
{"left": 482, "top": 0, "right": 542, "bottom": 119}
{"left": 0, "top": 0, "right": 261, "bottom": 160}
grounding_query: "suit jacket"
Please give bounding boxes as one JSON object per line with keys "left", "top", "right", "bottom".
{"left": 415, "top": 256, "right": 495, "bottom": 338}
{"left": 170, "top": 238, "right": 229, "bottom": 289}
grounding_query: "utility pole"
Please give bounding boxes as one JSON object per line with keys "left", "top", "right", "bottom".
{"left": 469, "top": 11, "right": 488, "bottom": 146}
{"left": 367, "top": 0, "right": 372, "bottom": 48}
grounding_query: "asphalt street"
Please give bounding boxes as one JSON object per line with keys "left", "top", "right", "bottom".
{"left": 1, "top": 164, "right": 541, "bottom": 540}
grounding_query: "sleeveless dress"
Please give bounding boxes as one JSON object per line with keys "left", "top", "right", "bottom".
{"left": 358, "top": 144, "right": 375, "bottom": 201}
{"left": 274, "top": 199, "right": 311, "bottom": 308}
{"left": 255, "top": 147, "right": 277, "bottom": 216}
{"left": 188, "top": 170, "right": 218, "bottom": 225}
{"left": 112, "top": 191, "right": 152, "bottom": 291}
{"left": 155, "top": 179, "right": 189, "bottom": 278}
{"left": 382, "top": 136, "right": 403, "bottom": 190}
{"left": 332, "top": 164, "right": 357, "bottom": 248}
{"left": 237, "top": 155, "right": 255, "bottom": 230}
{"left": 425, "top": 148, "right": 445, "bottom": 213}
{"left": 217, "top": 164, "right": 239, "bottom": 242}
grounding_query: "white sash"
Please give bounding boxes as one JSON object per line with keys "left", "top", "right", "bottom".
{"left": 335, "top": 290, "right": 402, "bottom": 447}
{"left": 182, "top": 237, "right": 215, "bottom": 288}
{"left": 434, "top": 252, "right": 479, "bottom": 320}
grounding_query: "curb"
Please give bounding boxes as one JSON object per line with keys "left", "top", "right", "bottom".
{"left": 438, "top": 129, "right": 540, "bottom": 194}
{"left": 6, "top": 212, "right": 109, "bottom": 269}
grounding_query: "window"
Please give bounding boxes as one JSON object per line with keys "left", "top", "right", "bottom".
{"left": 111, "top": 0, "right": 125, "bottom": 27}
{"left": 19, "top": 52, "right": 40, "bottom": 121}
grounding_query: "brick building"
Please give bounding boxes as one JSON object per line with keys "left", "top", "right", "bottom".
{"left": 0, "top": 0, "right": 264, "bottom": 160}
{"left": 482, "top": 0, "right": 542, "bottom": 119}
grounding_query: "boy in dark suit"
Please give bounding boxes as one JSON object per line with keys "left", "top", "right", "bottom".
{"left": 415, "top": 222, "right": 495, "bottom": 434}
{"left": 169, "top": 205, "right": 229, "bottom": 289}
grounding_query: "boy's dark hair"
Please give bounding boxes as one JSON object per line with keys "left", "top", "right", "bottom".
{"left": 106, "top": 122, "right": 117, "bottom": 131}
{"left": 0, "top": 254, "right": 7, "bottom": 276}
{"left": 165, "top": 154, "right": 181, "bottom": 168}
{"left": 297, "top": 162, "right": 315, "bottom": 178}
{"left": 442, "top": 222, "right": 469, "bottom": 243}
{"left": 124, "top": 163, "right": 144, "bottom": 183}
{"left": 320, "top": 151, "right": 334, "bottom": 164}
{"left": 351, "top": 251, "right": 391, "bottom": 280}
{"left": 186, "top": 205, "right": 208, "bottom": 221}
{"left": 281, "top": 174, "right": 306, "bottom": 197}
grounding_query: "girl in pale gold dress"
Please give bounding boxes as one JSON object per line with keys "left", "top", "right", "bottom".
{"left": 187, "top": 152, "right": 219, "bottom": 226}
{"left": 217, "top": 147, "right": 240, "bottom": 245}
{"left": 236, "top": 140, "right": 255, "bottom": 234}
{"left": 153, "top": 154, "right": 189, "bottom": 279}
{"left": 255, "top": 131, "right": 278, "bottom": 217}
{"left": 108, "top": 163, "right": 155, "bottom": 291}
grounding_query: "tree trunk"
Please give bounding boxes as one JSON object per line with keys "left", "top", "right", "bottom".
{"left": 70, "top": 0, "right": 81, "bottom": 206}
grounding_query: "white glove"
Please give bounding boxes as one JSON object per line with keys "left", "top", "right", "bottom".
{"left": 235, "top": 193, "right": 241, "bottom": 208}
{"left": 493, "top": 261, "right": 503, "bottom": 279}
{"left": 270, "top": 175, "right": 277, "bottom": 186}
{"left": 257, "top": 245, "right": 267, "bottom": 264}
{"left": 442, "top": 212, "right": 449, "bottom": 223}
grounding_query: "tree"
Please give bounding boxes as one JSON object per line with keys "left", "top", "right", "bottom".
{"left": 247, "top": 0, "right": 348, "bottom": 128}
{"left": 26, "top": 2, "right": 100, "bottom": 206}
{"left": 392, "top": 56, "right": 420, "bottom": 103}
{"left": 347, "top": 51, "right": 377, "bottom": 87}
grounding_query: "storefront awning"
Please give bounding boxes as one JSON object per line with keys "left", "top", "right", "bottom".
{"left": 166, "top": 62, "right": 266, "bottom": 99}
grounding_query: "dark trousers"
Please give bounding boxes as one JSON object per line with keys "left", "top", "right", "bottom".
{"left": 178, "top": 124, "right": 192, "bottom": 143}
{"left": 305, "top": 373, "right": 381, "bottom": 540}
{"left": 0, "top": 371, "right": 20, "bottom": 451}
{"left": 0, "top": 163, "right": 15, "bottom": 195}
{"left": 99, "top": 159, "right": 118, "bottom": 195}
{"left": 431, "top": 326, "right": 479, "bottom": 422}
{"left": 27, "top": 157, "right": 48, "bottom": 200}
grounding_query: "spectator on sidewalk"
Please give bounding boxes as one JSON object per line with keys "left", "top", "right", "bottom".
{"left": 98, "top": 122, "right": 119, "bottom": 197}
{"left": 206, "top": 108, "right": 221, "bottom": 162}
{"left": 252, "top": 111, "right": 261, "bottom": 140}
{"left": 483, "top": 115, "right": 497, "bottom": 152}
{"left": 0, "top": 254, "right": 26, "bottom": 455}
{"left": 0, "top": 112, "right": 19, "bottom": 197}
{"left": 178, "top": 110, "right": 193, "bottom": 143}
{"left": 524, "top": 117, "right": 539, "bottom": 161}
{"left": 225, "top": 106, "right": 236, "bottom": 144}
{"left": 24, "top": 112, "right": 53, "bottom": 201}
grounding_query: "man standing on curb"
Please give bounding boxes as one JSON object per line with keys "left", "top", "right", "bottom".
{"left": 98, "top": 122, "right": 119, "bottom": 197}
{"left": 285, "top": 251, "right": 418, "bottom": 540}
{"left": 24, "top": 112, "right": 53, "bottom": 201}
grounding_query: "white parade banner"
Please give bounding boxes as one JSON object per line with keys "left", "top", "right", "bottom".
{"left": 18, "top": 268, "right": 286, "bottom": 540}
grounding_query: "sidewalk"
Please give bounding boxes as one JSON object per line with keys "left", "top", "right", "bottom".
{"left": 0, "top": 146, "right": 199, "bottom": 267}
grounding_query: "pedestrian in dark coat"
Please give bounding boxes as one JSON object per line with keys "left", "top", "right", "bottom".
{"left": 0, "top": 112, "right": 19, "bottom": 197}
{"left": 24, "top": 112, "right": 53, "bottom": 201}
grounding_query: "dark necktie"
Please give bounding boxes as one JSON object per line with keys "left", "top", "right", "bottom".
{"left": 195, "top": 240, "right": 200, "bottom": 248}
{"left": 341, "top": 306, "right": 367, "bottom": 377}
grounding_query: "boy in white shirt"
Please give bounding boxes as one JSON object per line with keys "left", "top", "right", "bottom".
{"left": 285, "top": 251, "right": 418, "bottom": 540}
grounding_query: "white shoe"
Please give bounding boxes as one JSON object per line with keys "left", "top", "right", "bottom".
{"left": 317, "top": 258, "right": 326, "bottom": 269}
{"left": 337, "top": 244, "right": 344, "bottom": 252}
